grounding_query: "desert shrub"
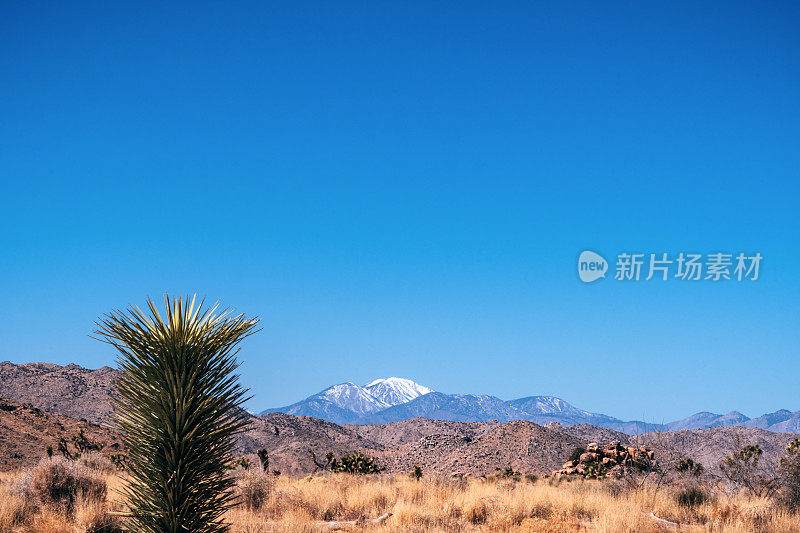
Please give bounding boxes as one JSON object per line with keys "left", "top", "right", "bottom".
{"left": 446, "top": 474, "right": 469, "bottom": 492}
{"left": 74, "top": 498, "right": 123, "bottom": 533}
{"left": 570, "top": 502, "right": 598, "bottom": 521}
{"left": 676, "top": 486, "right": 709, "bottom": 508}
{"left": 411, "top": 465, "right": 423, "bottom": 480}
{"left": 676, "top": 457, "right": 704, "bottom": 477}
{"left": 0, "top": 494, "right": 35, "bottom": 528}
{"left": 79, "top": 453, "right": 116, "bottom": 474}
{"left": 328, "top": 452, "right": 384, "bottom": 474}
{"left": 321, "top": 502, "right": 346, "bottom": 522}
{"left": 465, "top": 498, "right": 488, "bottom": 524}
{"left": 530, "top": 502, "right": 552, "bottom": 519}
{"left": 602, "top": 479, "right": 625, "bottom": 497}
{"left": 629, "top": 454, "right": 654, "bottom": 473}
{"left": 583, "top": 461, "right": 607, "bottom": 480}
{"left": 568, "top": 447, "right": 586, "bottom": 464}
{"left": 5, "top": 474, "right": 40, "bottom": 525}
{"left": 237, "top": 469, "right": 272, "bottom": 511}
{"left": 29, "top": 456, "right": 106, "bottom": 513}
{"left": 498, "top": 466, "right": 521, "bottom": 480}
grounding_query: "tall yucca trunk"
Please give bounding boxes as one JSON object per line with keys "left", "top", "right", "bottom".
{"left": 95, "top": 295, "right": 259, "bottom": 533}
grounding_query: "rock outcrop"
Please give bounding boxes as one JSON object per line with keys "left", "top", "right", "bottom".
{"left": 553, "top": 441, "right": 654, "bottom": 479}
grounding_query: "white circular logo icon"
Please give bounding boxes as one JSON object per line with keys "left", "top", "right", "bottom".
{"left": 578, "top": 251, "right": 607, "bottom": 283}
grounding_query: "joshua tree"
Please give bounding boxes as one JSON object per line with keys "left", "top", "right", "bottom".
{"left": 72, "top": 428, "right": 102, "bottom": 454}
{"left": 719, "top": 444, "right": 780, "bottom": 497}
{"left": 95, "top": 295, "right": 259, "bottom": 533}
{"left": 778, "top": 438, "right": 800, "bottom": 507}
{"left": 57, "top": 437, "right": 73, "bottom": 459}
{"left": 257, "top": 449, "right": 269, "bottom": 472}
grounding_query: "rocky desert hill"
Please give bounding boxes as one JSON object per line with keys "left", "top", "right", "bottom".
{"left": 241, "top": 414, "right": 800, "bottom": 478}
{"left": 236, "top": 412, "right": 384, "bottom": 474}
{"left": 546, "top": 421, "right": 632, "bottom": 446}
{"left": 346, "top": 417, "right": 501, "bottom": 446}
{"left": 2, "top": 361, "right": 798, "bottom": 480}
{"left": 381, "top": 419, "right": 584, "bottom": 475}
{"left": 636, "top": 425, "right": 800, "bottom": 477}
{"left": 0, "top": 362, "right": 116, "bottom": 424}
{"left": 241, "top": 415, "right": 585, "bottom": 476}
{"left": 0, "top": 397, "right": 122, "bottom": 471}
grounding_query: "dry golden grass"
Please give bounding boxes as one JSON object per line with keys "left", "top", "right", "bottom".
{"left": 1, "top": 467, "right": 798, "bottom": 532}
{"left": 225, "top": 474, "right": 800, "bottom": 532}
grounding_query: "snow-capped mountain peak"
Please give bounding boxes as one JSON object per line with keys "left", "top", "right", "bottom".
{"left": 364, "top": 377, "right": 433, "bottom": 407}
{"left": 316, "top": 382, "right": 390, "bottom": 415}
{"left": 512, "top": 395, "right": 591, "bottom": 416}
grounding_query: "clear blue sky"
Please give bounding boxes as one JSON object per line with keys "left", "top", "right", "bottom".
{"left": 1, "top": 2, "right": 798, "bottom": 421}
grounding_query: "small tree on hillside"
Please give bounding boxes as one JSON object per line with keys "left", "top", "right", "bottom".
{"left": 719, "top": 444, "right": 780, "bottom": 497}
{"left": 95, "top": 295, "right": 259, "bottom": 533}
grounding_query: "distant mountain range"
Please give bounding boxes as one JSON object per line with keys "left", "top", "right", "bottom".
{"left": 260, "top": 378, "right": 433, "bottom": 424}
{"left": 0, "top": 362, "right": 797, "bottom": 478}
{"left": 0, "top": 362, "right": 796, "bottom": 435}
{"left": 262, "top": 377, "right": 800, "bottom": 434}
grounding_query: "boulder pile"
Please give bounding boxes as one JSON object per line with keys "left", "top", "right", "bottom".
{"left": 553, "top": 441, "right": 655, "bottom": 479}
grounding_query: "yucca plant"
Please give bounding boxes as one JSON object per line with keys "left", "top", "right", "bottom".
{"left": 94, "top": 295, "right": 259, "bottom": 533}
